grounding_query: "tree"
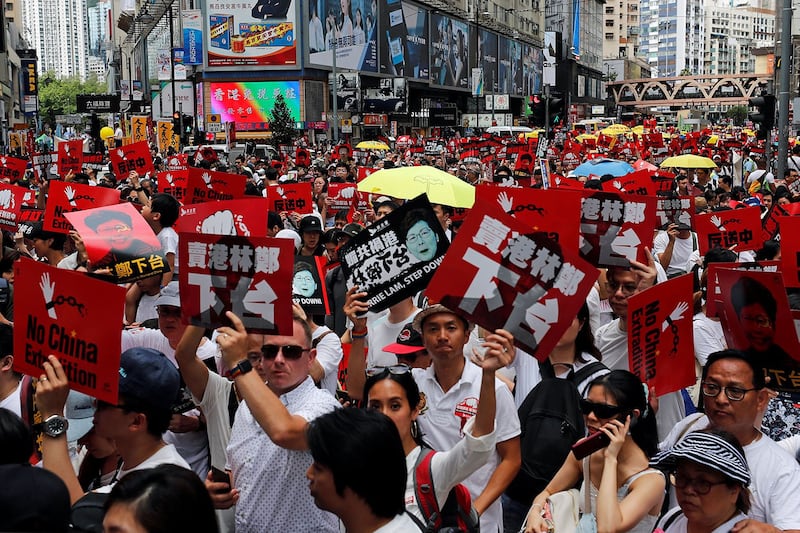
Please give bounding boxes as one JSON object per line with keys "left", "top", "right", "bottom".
{"left": 725, "top": 105, "right": 749, "bottom": 126}
{"left": 38, "top": 72, "right": 107, "bottom": 125}
{"left": 269, "top": 94, "right": 297, "bottom": 146}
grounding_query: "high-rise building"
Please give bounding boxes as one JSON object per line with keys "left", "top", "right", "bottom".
{"left": 22, "top": 0, "right": 89, "bottom": 79}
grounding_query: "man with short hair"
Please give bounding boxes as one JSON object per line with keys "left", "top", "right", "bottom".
{"left": 594, "top": 251, "right": 687, "bottom": 441}
{"left": 0, "top": 324, "right": 21, "bottom": 416}
{"left": 306, "top": 408, "right": 417, "bottom": 531}
{"left": 213, "top": 311, "right": 340, "bottom": 532}
{"left": 661, "top": 350, "right": 800, "bottom": 531}
{"left": 34, "top": 347, "right": 190, "bottom": 504}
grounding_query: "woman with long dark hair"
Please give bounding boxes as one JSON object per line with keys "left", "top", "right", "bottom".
{"left": 524, "top": 370, "right": 665, "bottom": 533}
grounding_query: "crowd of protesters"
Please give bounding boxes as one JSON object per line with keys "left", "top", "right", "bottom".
{"left": 1, "top": 125, "right": 800, "bottom": 533}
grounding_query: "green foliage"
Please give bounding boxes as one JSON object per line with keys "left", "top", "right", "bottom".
{"left": 725, "top": 105, "right": 749, "bottom": 126}
{"left": 38, "top": 72, "right": 108, "bottom": 125}
{"left": 269, "top": 94, "right": 297, "bottom": 146}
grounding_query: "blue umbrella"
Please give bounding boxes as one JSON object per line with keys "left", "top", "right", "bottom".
{"left": 572, "top": 158, "right": 634, "bottom": 178}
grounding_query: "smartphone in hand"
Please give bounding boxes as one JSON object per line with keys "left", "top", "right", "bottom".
{"left": 210, "top": 466, "right": 231, "bottom": 487}
{"left": 571, "top": 430, "right": 611, "bottom": 460}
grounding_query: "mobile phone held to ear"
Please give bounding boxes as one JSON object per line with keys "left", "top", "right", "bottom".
{"left": 571, "top": 430, "right": 611, "bottom": 460}
{"left": 210, "top": 466, "right": 231, "bottom": 486}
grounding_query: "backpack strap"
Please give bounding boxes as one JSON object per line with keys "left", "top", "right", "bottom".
{"left": 658, "top": 506, "right": 684, "bottom": 531}
{"left": 312, "top": 330, "right": 334, "bottom": 349}
{"left": 413, "top": 446, "right": 439, "bottom": 532}
{"left": 572, "top": 362, "right": 609, "bottom": 397}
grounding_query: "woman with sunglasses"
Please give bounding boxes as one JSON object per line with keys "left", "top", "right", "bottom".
{"left": 363, "top": 328, "right": 512, "bottom": 527}
{"left": 524, "top": 370, "right": 664, "bottom": 533}
{"left": 649, "top": 430, "right": 751, "bottom": 533}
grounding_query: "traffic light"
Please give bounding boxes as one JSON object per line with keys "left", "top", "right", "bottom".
{"left": 749, "top": 94, "right": 775, "bottom": 141}
{"left": 527, "top": 96, "right": 546, "bottom": 127}
{"left": 172, "top": 111, "right": 181, "bottom": 131}
{"left": 549, "top": 97, "right": 564, "bottom": 125}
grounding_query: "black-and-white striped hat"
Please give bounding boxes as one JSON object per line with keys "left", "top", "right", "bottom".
{"left": 649, "top": 431, "right": 750, "bottom": 486}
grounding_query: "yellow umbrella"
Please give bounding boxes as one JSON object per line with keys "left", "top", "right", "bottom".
{"left": 631, "top": 125, "right": 644, "bottom": 135}
{"left": 600, "top": 124, "right": 631, "bottom": 136}
{"left": 576, "top": 133, "right": 598, "bottom": 143}
{"left": 659, "top": 154, "right": 717, "bottom": 169}
{"left": 356, "top": 166, "right": 475, "bottom": 208}
{"left": 356, "top": 140, "right": 390, "bottom": 150}
{"left": 707, "top": 135, "right": 719, "bottom": 146}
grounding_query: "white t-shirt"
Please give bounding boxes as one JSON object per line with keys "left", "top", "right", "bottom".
{"left": 367, "top": 308, "right": 418, "bottom": 367}
{"left": 653, "top": 231, "right": 696, "bottom": 274}
{"left": 595, "top": 318, "right": 686, "bottom": 442}
{"left": 373, "top": 513, "right": 420, "bottom": 532}
{"left": 312, "top": 326, "right": 343, "bottom": 395}
{"left": 95, "top": 443, "right": 190, "bottom": 493}
{"left": 661, "top": 415, "right": 800, "bottom": 529}
{"left": 135, "top": 292, "right": 160, "bottom": 324}
{"left": 158, "top": 226, "right": 179, "bottom": 274}
{"left": 0, "top": 379, "right": 22, "bottom": 417}
{"left": 413, "top": 359, "right": 521, "bottom": 533}
{"left": 692, "top": 312, "right": 726, "bottom": 368}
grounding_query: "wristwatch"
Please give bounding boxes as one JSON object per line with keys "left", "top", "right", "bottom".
{"left": 226, "top": 359, "right": 253, "bottom": 379}
{"left": 33, "top": 415, "right": 69, "bottom": 438}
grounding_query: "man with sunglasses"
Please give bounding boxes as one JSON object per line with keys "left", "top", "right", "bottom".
{"left": 213, "top": 310, "right": 340, "bottom": 533}
{"left": 594, "top": 250, "right": 687, "bottom": 442}
{"left": 660, "top": 350, "right": 800, "bottom": 532}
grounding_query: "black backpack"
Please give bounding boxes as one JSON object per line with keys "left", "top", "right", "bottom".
{"left": 504, "top": 361, "right": 607, "bottom": 506}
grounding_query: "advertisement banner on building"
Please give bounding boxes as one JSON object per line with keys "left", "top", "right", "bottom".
{"left": 157, "top": 49, "right": 171, "bottom": 80}
{"left": 21, "top": 58, "right": 38, "bottom": 96}
{"left": 523, "top": 44, "right": 543, "bottom": 96}
{"left": 182, "top": 9, "right": 204, "bottom": 65}
{"left": 330, "top": 73, "right": 360, "bottom": 113}
{"left": 307, "top": 0, "right": 378, "bottom": 71}
{"left": 430, "top": 13, "right": 470, "bottom": 89}
{"left": 207, "top": 0, "right": 297, "bottom": 66}
{"left": 209, "top": 81, "right": 300, "bottom": 131}
{"left": 497, "top": 36, "right": 522, "bottom": 97}
{"left": 476, "top": 29, "right": 498, "bottom": 93}
{"left": 363, "top": 78, "right": 406, "bottom": 113}
{"left": 378, "top": 0, "right": 428, "bottom": 80}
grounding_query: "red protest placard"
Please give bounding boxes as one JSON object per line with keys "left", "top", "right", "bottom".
{"left": 600, "top": 170, "right": 656, "bottom": 196}
{"left": 267, "top": 183, "right": 314, "bottom": 214}
{"left": 43, "top": 180, "right": 121, "bottom": 234}
{"left": 186, "top": 168, "right": 247, "bottom": 204}
{"left": 356, "top": 167, "right": 376, "bottom": 182}
{"left": 779, "top": 216, "right": 800, "bottom": 288}
{"left": 157, "top": 170, "right": 189, "bottom": 204}
{"left": 327, "top": 183, "right": 369, "bottom": 212}
{"left": 695, "top": 207, "right": 763, "bottom": 255}
{"left": 57, "top": 140, "right": 84, "bottom": 176}
{"left": 0, "top": 183, "right": 25, "bottom": 231}
{"left": 166, "top": 154, "right": 189, "bottom": 171}
{"left": 179, "top": 233, "right": 294, "bottom": 334}
{"left": 579, "top": 191, "right": 657, "bottom": 267}
{"left": 0, "top": 155, "right": 27, "bottom": 183}
{"left": 425, "top": 200, "right": 599, "bottom": 359}
{"left": 175, "top": 198, "right": 271, "bottom": 236}
{"left": 705, "top": 262, "right": 780, "bottom": 318}
{"left": 65, "top": 203, "right": 166, "bottom": 283}
{"left": 626, "top": 274, "right": 695, "bottom": 395}
{"left": 655, "top": 196, "right": 694, "bottom": 230}
{"left": 108, "top": 140, "right": 155, "bottom": 178}
{"left": 13, "top": 261, "right": 125, "bottom": 403}
{"left": 762, "top": 204, "right": 789, "bottom": 243}
{"left": 474, "top": 185, "right": 583, "bottom": 252}
{"left": 292, "top": 256, "right": 330, "bottom": 315}
{"left": 19, "top": 188, "right": 37, "bottom": 208}
{"left": 715, "top": 268, "right": 800, "bottom": 396}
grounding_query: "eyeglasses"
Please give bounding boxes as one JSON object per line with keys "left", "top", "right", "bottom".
{"left": 260, "top": 344, "right": 311, "bottom": 360}
{"left": 670, "top": 473, "right": 729, "bottom": 495}
{"left": 740, "top": 314, "right": 772, "bottom": 329}
{"left": 157, "top": 307, "right": 181, "bottom": 318}
{"left": 606, "top": 281, "right": 638, "bottom": 296}
{"left": 700, "top": 381, "right": 758, "bottom": 401}
{"left": 579, "top": 399, "right": 625, "bottom": 419}
{"left": 365, "top": 364, "right": 412, "bottom": 378}
{"left": 407, "top": 227, "right": 434, "bottom": 246}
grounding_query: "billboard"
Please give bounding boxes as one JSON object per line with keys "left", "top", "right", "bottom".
{"left": 477, "top": 29, "right": 498, "bottom": 93}
{"left": 330, "top": 72, "right": 360, "bottom": 112}
{"left": 206, "top": 0, "right": 297, "bottom": 67}
{"left": 378, "top": 0, "right": 428, "bottom": 80}
{"left": 209, "top": 81, "right": 301, "bottom": 130}
{"left": 498, "top": 36, "right": 523, "bottom": 96}
{"left": 430, "top": 13, "right": 469, "bottom": 89}
{"left": 307, "top": 0, "right": 378, "bottom": 71}
{"left": 183, "top": 9, "right": 204, "bottom": 65}
{"left": 363, "top": 78, "right": 407, "bottom": 113}
{"left": 522, "top": 43, "right": 543, "bottom": 96}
